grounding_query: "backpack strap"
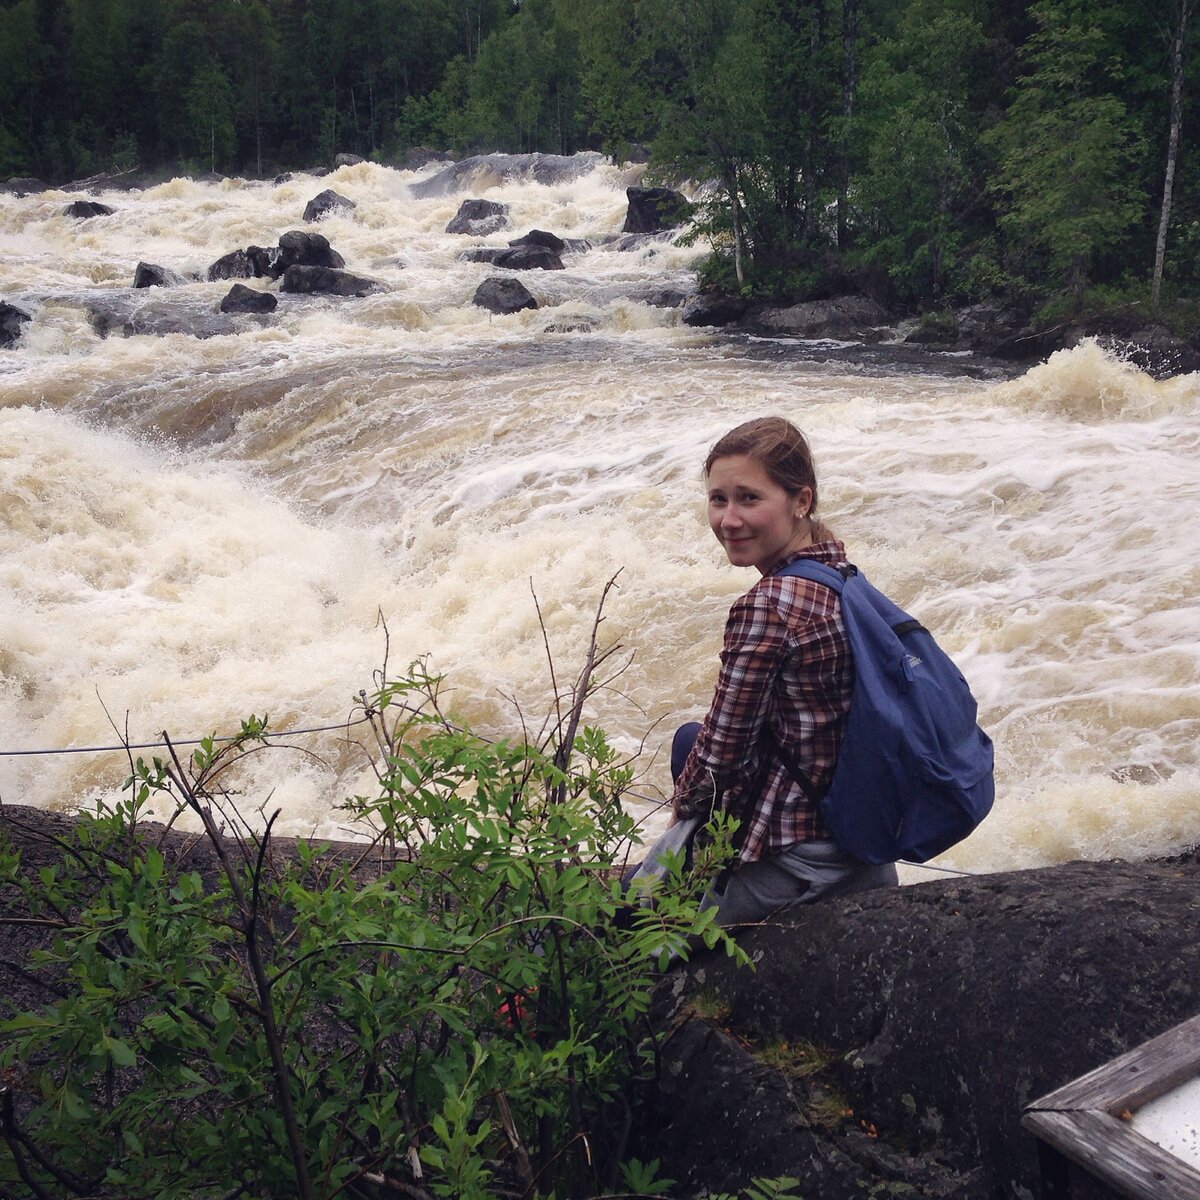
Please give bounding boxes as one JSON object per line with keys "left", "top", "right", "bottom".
{"left": 760, "top": 723, "right": 825, "bottom": 805}
{"left": 761, "top": 557, "right": 856, "bottom": 807}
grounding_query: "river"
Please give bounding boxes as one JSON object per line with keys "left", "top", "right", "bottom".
{"left": 1, "top": 153, "right": 1197, "bottom": 876}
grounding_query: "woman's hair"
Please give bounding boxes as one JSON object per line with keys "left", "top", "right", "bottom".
{"left": 704, "top": 416, "right": 834, "bottom": 540}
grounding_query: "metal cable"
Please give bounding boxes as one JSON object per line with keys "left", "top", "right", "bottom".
{"left": 0, "top": 715, "right": 373, "bottom": 757}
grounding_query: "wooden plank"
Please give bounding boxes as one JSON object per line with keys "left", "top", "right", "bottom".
{"left": 1021, "top": 1109, "right": 1200, "bottom": 1200}
{"left": 1026, "top": 1012, "right": 1200, "bottom": 1114}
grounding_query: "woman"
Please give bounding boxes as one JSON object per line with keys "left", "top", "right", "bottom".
{"left": 664, "top": 416, "right": 898, "bottom": 926}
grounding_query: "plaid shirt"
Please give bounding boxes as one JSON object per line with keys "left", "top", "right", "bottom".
{"left": 672, "top": 540, "right": 854, "bottom": 864}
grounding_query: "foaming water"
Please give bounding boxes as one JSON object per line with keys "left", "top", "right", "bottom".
{"left": 1, "top": 157, "right": 1197, "bottom": 868}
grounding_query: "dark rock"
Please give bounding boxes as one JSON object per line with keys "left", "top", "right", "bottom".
{"left": 682, "top": 294, "right": 749, "bottom": 327}
{"left": 87, "top": 299, "right": 241, "bottom": 340}
{"left": 333, "top": 153, "right": 365, "bottom": 168}
{"left": 245, "top": 245, "right": 281, "bottom": 277}
{"left": 622, "top": 186, "right": 691, "bottom": 233}
{"left": 404, "top": 147, "right": 454, "bottom": 171}
{"left": 458, "top": 244, "right": 563, "bottom": 270}
{"left": 273, "top": 172, "right": 295, "bottom": 185}
{"left": 1074, "top": 323, "right": 1200, "bottom": 379}
{"left": 63, "top": 200, "right": 115, "bottom": 219}
{"left": 751, "top": 296, "right": 890, "bottom": 339}
{"left": 207, "top": 249, "right": 257, "bottom": 282}
{"left": 644, "top": 858, "right": 1200, "bottom": 1199}
{"left": 3, "top": 177, "right": 49, "bottom": 194}
{"left": 446, "top": 198, "right": 509, "bottom": 236}
{"left": 459, "top": 248, "right": 506, "bottom": 264}
{"left": 473, "top": 276, "right": 538, "bottom": 315}
{"left": 492, "top": 245, "right": 564, "bottom": 271}
{"left": 303, "top": 189, "right": 356, "bottom": 222}
{"left": 633, "top": 286, "right": 689, "bottom": 309}
{"left": 219, "top": 284, "right": 278, "bottom": 314}
{"left": 134, "top": 262, "right": 188, "bottom": 289}
{"left": 650, "top": 1019, "right": 983, "bottom": 1199}
{"left": 903, "top": 312, "right": 959, "bottom": 345}
{"left": 275, "top": 230, "right": 345, "bottom": 273}
{"left": 610, "top": 232, "right": 670, "bottom": 252}
{"left": 0, "top": 302, "right": 32, "bottom": 348}
{"left": 207, "top": 232, "right": 345, "bottom": 284}
{"left": 509, "top": 229, "right": 566, "bottom": 254}
{"left": 194, "top": 171, "right": 225, "bottom": 184}
{"left": 279, "top": 264, "right": 385, "bottom": 296}
{"left": 952, "top": 303, "right": 1039, "bottom": 358}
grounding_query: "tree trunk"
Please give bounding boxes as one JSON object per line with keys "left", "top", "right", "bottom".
{"left": 729, "top": 168, "right": 745, "bottom": 288}
{"left": 1152, "top": 0, "right": 1192, "bottom": 308}
{"left": 838, "top": 0, "right": 859, "bottom": 251}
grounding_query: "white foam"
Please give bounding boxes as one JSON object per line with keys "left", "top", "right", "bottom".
{"left": 1, "top": 162, "right": 1198, "bottom": 863}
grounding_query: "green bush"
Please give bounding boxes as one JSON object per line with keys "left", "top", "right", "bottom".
{"left": 0, "top": 650, "right": 744, "bottom": 1199}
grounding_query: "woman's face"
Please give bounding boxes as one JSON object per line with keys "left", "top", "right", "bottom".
{"left": 707, "top": 454, "right": 814, "bottom": 574}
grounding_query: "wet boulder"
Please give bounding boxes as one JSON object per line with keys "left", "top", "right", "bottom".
{"left": 509, "top": 229, "right": 566, "bottom": 254}
{"left": 206, "top": 232, "right": 346, "bottom": 284}
{"left": 87, "top": 297, "right": 240, "bottom": 340}
{"left": 631, "top": 284, "right": 689, "bottom": 309}
{"left": 621, "top": 186, "right": 691, "bottom": 234}
{"left": 753, "top": 296, "right": 890, "bottom": 338}
{"left": 0, "top": 302, "right": 32, "bottom": 348}
{"left": 473, "top": 277, "right": 538, "bottom": 315}
{"left": 333, "top": 153, "right": 365, "bottom": 168}
{"left": 63, "top": 200, "right": 115, "bottom": 219}
{"left": 279, "top": 264, "right": 385, "bottom": 297}
{"left": 219, "top": 284, "right": 278, "bottom": 314}
{"left": 134, "top": 262, "right": 188, "bottom": 289}
{"left": 404, "top": 147, "right": 453, "bottom": 171}
{"left": 492, "top": 245, "right": 564, "bottom": 271}
{"left": 275, "top": 230, "right": 345, "bottom": 273}
{"left": 459, "top": 248, "right": 506, "bottom": 265}
{"left": 682, "top": 294, "right": 749, "bottom": 327}
{"left": 445, "top": 199, "right": 509, "bottom": 235}
{"left": 207, "top": 249, "right": 258, "bottom": 281}
{"left": 303, "top": 189, "right": 356, "bottom": 222}
{"left": 3, "top": 177, "right": 49, "bottom": 194}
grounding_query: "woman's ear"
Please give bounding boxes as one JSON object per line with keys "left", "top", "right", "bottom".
{"left": 794, "top": 486, "right": 814, "bottom": 519}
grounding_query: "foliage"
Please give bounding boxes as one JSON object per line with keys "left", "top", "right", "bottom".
{"left": 850, "top": 0, "right": 989, "bottom": 306}
{"left": 0, "top": 633, "right": 746, "bottom": 1198}
{"left": 0, "top": 0, "right": 1195, "bottom": 323}
{"left": 984, "top": 0, "right": 1147, "bottom": 305}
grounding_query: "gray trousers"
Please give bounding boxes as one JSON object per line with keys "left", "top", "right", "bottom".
{"left": 701, "top": 838, "right": 898, "bottom": 927}
{"left": 630, "top": 820, "right": 898, "bottom": 928}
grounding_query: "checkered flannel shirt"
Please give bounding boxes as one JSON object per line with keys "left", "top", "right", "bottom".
{"left": 671, "top": 540, "right": 854, "bottom": 864}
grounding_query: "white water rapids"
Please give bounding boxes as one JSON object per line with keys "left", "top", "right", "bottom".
{"left": 1, "top": 155, "right": 1197, "bottom": 875}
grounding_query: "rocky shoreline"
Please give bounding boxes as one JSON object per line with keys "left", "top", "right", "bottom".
{"left": 683, "top": 292, "right": 1200, "bottom": 380}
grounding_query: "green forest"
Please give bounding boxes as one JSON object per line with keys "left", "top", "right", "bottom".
{"left": 2, "top": 0, "right": 1198, "bottom": 319}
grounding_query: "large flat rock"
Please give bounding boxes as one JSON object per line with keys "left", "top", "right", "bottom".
{"left": 644, "top": 856, "right": 1200, "bottom": 1198}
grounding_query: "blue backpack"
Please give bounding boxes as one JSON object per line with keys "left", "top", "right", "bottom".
{"left": 772, "top": 559, "right": 995, "bottom": 864}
